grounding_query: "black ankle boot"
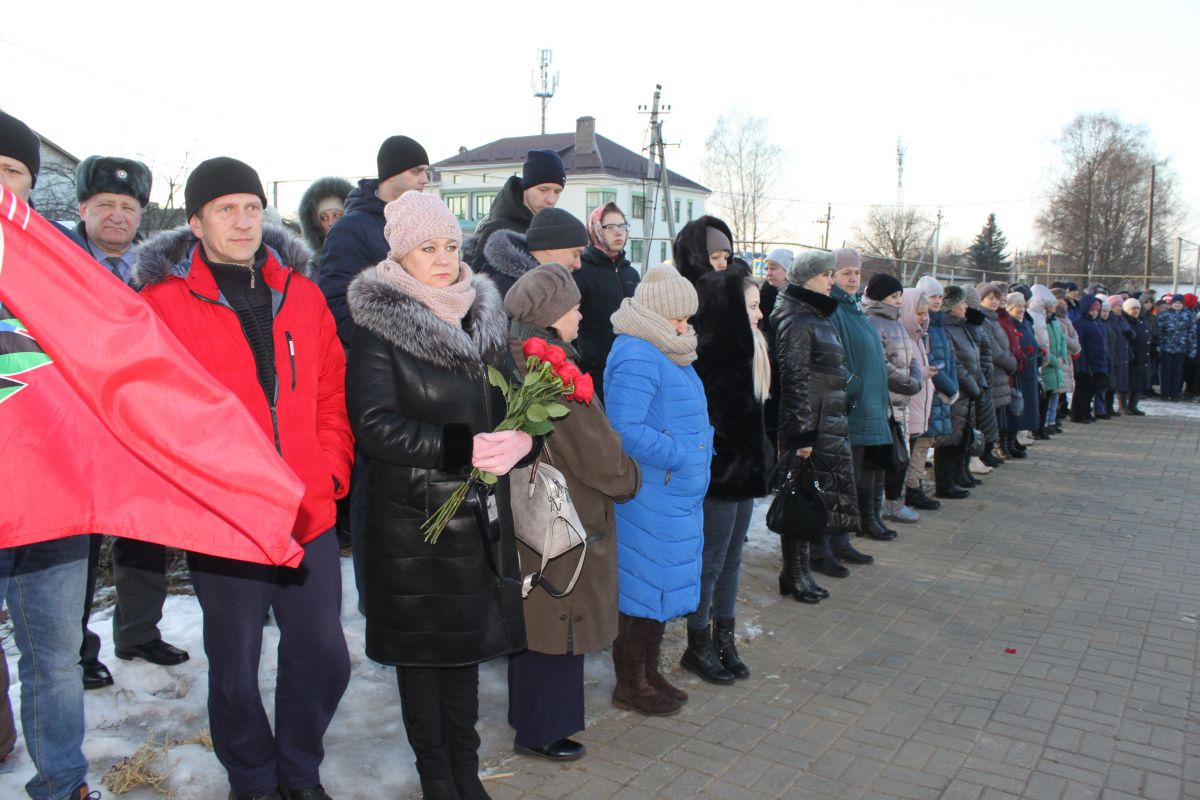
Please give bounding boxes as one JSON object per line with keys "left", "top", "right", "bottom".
{"left": 714, "top": 619, "right": 749, "bottom": 680}
{"left": 680, "top": 626, "right": 735, "bottom": 685}
{"left": 778, "top": 538, "right": 821, "bottom": 604}
{"left": 934, "top": 450, "right": 969, "bottom": 498}
{"left": 858, "top": 487, "right": 895, "bottom": 540}
{"left": 906, "top": 482, "right": 941, "bottom": 510}
{"left": 1005, "top": 433, "right": 1027, "bottom": 458}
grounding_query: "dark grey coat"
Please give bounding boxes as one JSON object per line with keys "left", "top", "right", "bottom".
{"left": 944, "top": 312, "right": 981, "bottom": 442}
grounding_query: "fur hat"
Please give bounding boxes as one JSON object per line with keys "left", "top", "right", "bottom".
{"left": 521, "top": 149, "right": 566, "bottom": 190}
{"left": 1123, "top": 298, "right": 1142, "bottom": 313}
{"left": 525, "top": 208, "right": 587, "bottom": 251}
{"left": 788, "top": 250, "right": 836, "bottom": 286}
{"left": 832, "top": 248, "right": 862, "bottom": 269}
{"left": 766, "top": 248, "right": 794, "bottom": 271}
{"left": 184, "top": 157, "right": 267, "bottom": 219}
{"left": 942, "top": 285, "right": 966, "bottom": 311}
{"left": 0, "top": 110, "right": 40, "bottom": 188}
{"left": 635, "top": 264, "right": 698, "bottom": 320}
{"left": 377, "top": 135, "right": 429, "bottom": 182}
{"left": 916, "top": 275, "right": 945, "bottom": 298}
{"left": 75, "top": 156, "right": 152, "bottom": 206}
{"left": 504, "top": 262, "right": 580, "bottom": 330}
{"left": 706, "top": 226, "right": 732, "bottom": 254}
{"left": 976, "top": 282, "right": 1003, "bottom": 302}
{"left": 865, "top": 272, "right": 904, "bottom": 301}
{"left": 383, "top": 191, "right": 462, "bottom": 259}
{"left": 1006, "top": 292, "right": 1026, "bottom": 307}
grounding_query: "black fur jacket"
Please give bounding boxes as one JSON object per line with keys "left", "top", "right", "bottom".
{"left": 693, "top": 270, "right": 771, "bottom": 501}
{"left": 297, "top": 176, "right": 353, "bottom": 265}
{"left": 673, "top": 215, "right": 735, "bottom": 286}
{"left": 131, "top": 224, "right": 314, "bottom": 289}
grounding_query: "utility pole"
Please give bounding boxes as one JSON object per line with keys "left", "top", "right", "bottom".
{"left": 531, "top": 49, "right": 559, "bottom": 135}
{"left": 637, "top": 85, "right": 673, "bottom": 271}
{"left": 1173, "top": 236, "right": 1183, "bottom": 293}
{"left": 931, "top": 206, "right": 943, "bottom": 282}
{"left": 895, "top": 138, "right": 906, "bottom": 208}
{"left": 815, "top": 203, "right": 832, "bottom": 249}
{"left": 1143, "top": 164, "right": 1156, "bottom": 291}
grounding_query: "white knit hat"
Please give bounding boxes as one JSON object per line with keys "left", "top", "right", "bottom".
{"left": 916, "top": 275, "right": 944, "bottom": 298}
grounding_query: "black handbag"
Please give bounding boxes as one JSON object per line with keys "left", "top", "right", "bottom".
{"left": 865, "top": 407, "right": 910, "bottom": 472}
{"left": 766, "top": 453, "right": 831, "bottom": 539}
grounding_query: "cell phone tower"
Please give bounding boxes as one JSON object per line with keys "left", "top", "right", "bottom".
{"left": 532, "top": 49, "right": 559, "bottom": 135}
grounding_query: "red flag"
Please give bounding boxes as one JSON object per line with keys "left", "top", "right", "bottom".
{"left": 0, "top": 186, "right": 305, "bottom": 567}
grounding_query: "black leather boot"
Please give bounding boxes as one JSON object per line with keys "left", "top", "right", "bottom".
{"left": 714, "top": 619, "right": 749, "bottom": 680}
{"left": 857, "top": 487, "right": 895, "bottom": 540}
{"left": 872, "top": 474, "right": 899, "bottom": 539}
{"left": 1129, "top": 393, "right": 1146, "bottom": 416}
{"left": 811, "top": 534, "right": 850, "bottom": 578}
{"left": 1005, "top": 432, "right": 1027, "bottom": 458}
{"left": 958, "top": 449, "right": 981, "bottom": 487}
{"left": 778, "top": 537, "right": 821, "bottom": 603}
{"left": 680, "top": 625, "right": 735, "bottom": 685}
{"left": 905, "top": 482, "right": 941, "bottom": 510}
{"left": 797, "top": 540, "right": 831, "bottom": 594}
{"left": 934, "top": 449, "right": 969, "bottom": 498}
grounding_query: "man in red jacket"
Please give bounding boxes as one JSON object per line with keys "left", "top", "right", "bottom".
{"left": 134, "top": 157, "right": 354, "bottom": 800}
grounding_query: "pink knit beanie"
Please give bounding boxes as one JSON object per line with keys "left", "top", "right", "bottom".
{"left": 383, "top": 192, "right": 462, "bottom": 260}
{"left": 1107, "top": 294, "right": 1124, "bottom": 308}
{"left": 833, "top": 248, "right": 862, "bottom": 269}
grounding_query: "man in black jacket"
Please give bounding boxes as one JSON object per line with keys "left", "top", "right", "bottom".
{"left": 465, "top": 148, "right": 565, "bottom": 271}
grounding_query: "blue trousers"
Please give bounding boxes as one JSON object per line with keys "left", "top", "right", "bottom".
{"left": 0, "top": 535, "right": 90, "bottom": 800}
{"left": 687, "top": 497, "right": 754, "bottom": 629}
{"left": 188, "top": 530, "right": 350, "bottom": 796}
{"left": 507, "top": 650, "right": 584, "bottom": 749}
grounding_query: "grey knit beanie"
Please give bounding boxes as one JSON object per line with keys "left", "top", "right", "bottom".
{"left": 963, "top": 285, "right": 982, "bottom": 311}
{"left": 788, "top": 250, "right": 836, "bottom": 286}
{"left": 504, "top": 263, "right": 581, "bottom": 330}
{"left": 635, "top": 264, "right": 698, "bottom": 319}
{"left": 766, "top": 248, "right": 794, "bottom": 271}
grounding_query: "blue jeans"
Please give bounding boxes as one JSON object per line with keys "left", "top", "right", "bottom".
{"left": 687, "top": 498, "right": 754, "bottom": 629}
{"left": 0, "top": 536, "right": 90, "bottom": 800}
{"left": 1045, "top": 399, "right": 1059, "bottom": 427}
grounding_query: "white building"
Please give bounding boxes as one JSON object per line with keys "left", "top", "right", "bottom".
{"left": 429, "top": 117, "right": 709, "bottom": 268}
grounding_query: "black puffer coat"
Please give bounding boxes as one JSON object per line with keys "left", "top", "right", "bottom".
{"left": 463, "top": 175, "right": 532, "bottom": 270}
{"left": 772, "top": 284, "right": 860, "bottom": 535}
{"left": 693, "top": 271, "right": 771, "bottom": 501}
{"left": 1129, "top": 314, "right": 1151, "bottom": 394}
{"left": 672, "top": 215, "right": 735, "bottom": 285}
{"left": 575, "top": 245, "right": 640, "bottom": 403}
{"left": 944, "top": 312, "right": 981, "bottom": 442}
{"left": 346, "top": 268, "right": 526, "bottom": 667}
{"left": 967, "top": 309, "right": 1000, "bottom": 444}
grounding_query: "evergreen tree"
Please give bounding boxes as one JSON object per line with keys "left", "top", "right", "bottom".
{"left": 967, "top": 213, "right": 1010, "bottom": 280}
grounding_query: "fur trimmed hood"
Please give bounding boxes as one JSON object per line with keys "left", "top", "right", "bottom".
{"left": 482, "top": 228, "right": 538, "bottom": 280}
{"left": 131, "top": 223, "right": 315, "bottom": 288}
{"left": 347, "top": 266, "right": 508, "bottom": 372}
{"left": 672, "top": 215, "right": 735, "bottom": 286}
{"left": 297, "top": 176, "right": 353, "bottom": 255}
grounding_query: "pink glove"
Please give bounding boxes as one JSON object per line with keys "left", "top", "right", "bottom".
{"left": 471, "top": 431, "right": 533, "bottom": 476}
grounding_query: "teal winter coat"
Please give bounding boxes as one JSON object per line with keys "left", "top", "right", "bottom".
{"left": 830, "top": 285, "right": 892, "bottom": 446}
{"left": 1040, "top": 316, "right": 1068, "bottom": 393}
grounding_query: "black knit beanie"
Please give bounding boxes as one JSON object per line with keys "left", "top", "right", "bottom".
{"left": 865, "top": 272, "right": 904, "bottom": 302}
{"left": 184, "top": 157, "right": 267, "bottom": 220}
{"left": 75, "top": 156, "right": 152, "bottom": 206}
{"left": 376, "top": 135, "right": 429, "bottom": 182}
{"left": 526, "top": 208, "right": 588, "bottom": 251}
{"left": 521, "top": 149, "right": 566, "bottom": 190}
{"left": 0, "top": 110, "right": 41, "bottom": 188}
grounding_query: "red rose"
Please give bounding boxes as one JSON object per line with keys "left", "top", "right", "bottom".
{"left": 544, "top": 344, "right": 568, "bottom": 369}
{"left": 522, "top": 337, "right": 549, "bottom": 360}
{"left": 1024, "top": 345, "right": 1034, "bottom": 353}
{"left": 572, "top": 373, "right": 595, "bottom": 405}
{"left": 557, "top": 362, "right": 582, "bottom": 387}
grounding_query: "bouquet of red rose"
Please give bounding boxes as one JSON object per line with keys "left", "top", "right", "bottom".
{"left": 421, "top": 337, "right": 594, "bottom": 543}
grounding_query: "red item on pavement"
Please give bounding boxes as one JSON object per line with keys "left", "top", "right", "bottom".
{"left": 0, "top": 187, "right": 304, "bottom": 566}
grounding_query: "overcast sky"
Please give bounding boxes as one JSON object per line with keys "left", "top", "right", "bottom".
{"left": 5, "top": 0, "right": 1197, "bottom": 262}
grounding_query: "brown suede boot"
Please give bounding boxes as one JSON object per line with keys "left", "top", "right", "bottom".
{"left": 611, "top": 615, "right": 682, "bottom": 716}
{"left": 642, "top": 616, "right": 688, "bottom": 703}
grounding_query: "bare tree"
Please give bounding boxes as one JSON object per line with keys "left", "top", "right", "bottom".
{"left": 141, "top": 149, "right": 195, "bottom": 233}
{"left": 1037, "top": 112, "right": 1183, "bottom": 284}
{"left": 30, "top": 162, "right": 79, "bottom": 224}
{"left": 702, "top": 114, "right": 785, "bottom": 251}
{"left": 854, "top": 205, "right": 934, "bottom": 283}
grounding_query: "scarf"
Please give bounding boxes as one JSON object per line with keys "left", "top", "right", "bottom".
{"left": 376, "top": 258, "right": 477, "bottom": 327}
{"left": 587, "top": 205, "right": 624, "bottom": 261}
{"left": 610, "top": 297, "right": 697, "bottom": 366}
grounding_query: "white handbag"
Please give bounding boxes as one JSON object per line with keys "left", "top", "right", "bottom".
{"left": 509, "top": 447, "right": 587, "bottom": 599}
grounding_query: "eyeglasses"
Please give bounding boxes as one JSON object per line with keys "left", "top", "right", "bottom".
{"left": 601, "top": 223, "right": 630, "bottom": 232}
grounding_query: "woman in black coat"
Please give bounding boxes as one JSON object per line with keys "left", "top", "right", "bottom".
{"left": 346, "top": 192, "right": 532, "bottom": 800}
{"left": 575, "top": 202, "right": 640, "bottom": 402}
{"left": 681, "top": 270, "right": 772, "bottom": 685}
{"left": 772, "top": 250, "right": 862, "bottom": 602}
{"left": 1125, "top": 298, "right": 1151, "bottom": 415}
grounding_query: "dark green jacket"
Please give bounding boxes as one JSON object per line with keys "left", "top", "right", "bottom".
{"left": 830, "top": 285, "right": 892, "bottom": 447}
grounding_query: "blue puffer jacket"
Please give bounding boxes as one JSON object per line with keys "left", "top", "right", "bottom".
{"left": 605, "top": 335, "right": 713, "bottom": 622}
{"left": 317, "top": 179, "right": 387, "bottom": 347}
{"left": 1069, "top": 295, "right": 1110, "bottom": 374}
{"left": 925, "top": 311, "right": 958, "bottom": 439}
{"left": 1157, "top": 308, "right": 1197, "bottom": 357}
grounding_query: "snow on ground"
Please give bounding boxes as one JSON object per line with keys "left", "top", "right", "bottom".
{"left": 1137, "top": 397, "right": 1200, "bottom": 419}
{"left": 0, "top": 557, "right": 627, "bottom": 799}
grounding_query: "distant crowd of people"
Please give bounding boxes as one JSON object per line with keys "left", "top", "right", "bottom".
{"left": 0, "top": 106, "right": 1188, "bottom": 800}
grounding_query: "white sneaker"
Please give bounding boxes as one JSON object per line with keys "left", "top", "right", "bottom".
{"left": 1016, "top": 431, "right": 1035, "bottom": 445}
{"left": 969, "top": 456, "right": 993, "bottom": 474}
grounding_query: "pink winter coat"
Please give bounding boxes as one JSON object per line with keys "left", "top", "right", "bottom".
{"left": 901, "top": 288, "right": 933, "bottom": 438}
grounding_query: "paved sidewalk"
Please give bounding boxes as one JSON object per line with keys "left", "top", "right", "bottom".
{"left": 475, "top": 411, "right": 1200, "bottom": 800}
